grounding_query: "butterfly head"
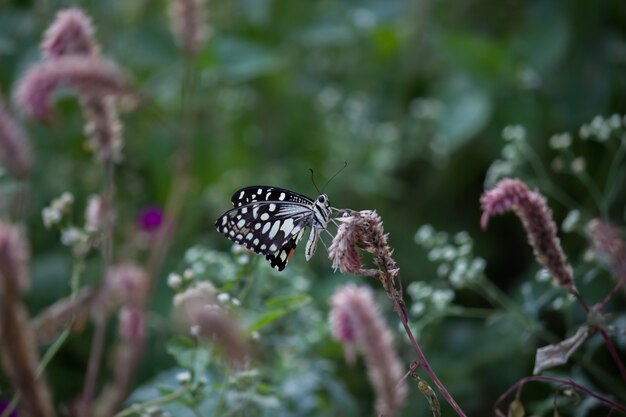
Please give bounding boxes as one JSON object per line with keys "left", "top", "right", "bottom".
{"left": 312, "top": 193, "right": 331, "bottom": 228}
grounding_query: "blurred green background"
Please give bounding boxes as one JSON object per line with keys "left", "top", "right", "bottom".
{"left": 1, "top": 0, "right": 626, "bottom": 416}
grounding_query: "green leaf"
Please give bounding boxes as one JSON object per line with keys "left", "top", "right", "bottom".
{"left": 265, "top": 294, "right": 311, "bottom": 309}
{"left": 214, "top": 36, "right": 283, "bottom": 82}
{"left": 248, "top": 294, "right": 311, "bottom": 332}
{"left": 166, "top": 336, "right": 198, "bottom": 370}
{"left": 435, "top": 77, "right": 492, "bottom": 152}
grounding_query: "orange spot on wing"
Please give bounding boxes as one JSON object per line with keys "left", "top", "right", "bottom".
{"left": 287, "top": 248, "right": 296, "bottom": 260}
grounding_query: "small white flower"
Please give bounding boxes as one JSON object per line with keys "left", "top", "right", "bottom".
{"left": 414, "top": 224, "right": 434, "bottom": 245}
{"left": 432, "top": 289, "right": 454, "bottom": 310}
{"left": 562, "top": 210, "right": 581, "bottom": 233}
{"left": 183, "top": 268, "right": 194, "bottom": 280}
{"left": 231, "top": 298, "right": 241, "bottom": 306}
{"left": 571, "top": 157, "right": 586, "bottom": 173}
{"left": 61, "top": 227, "right": 84, "bottom": 246}
{"left": 535, "top": 269, "right": 552, "bottom": 283}
{"left": 42, "top": 207, "right": 61, "bottom": 228}
{"left": 167, "top": 273, "right": 182, "bottom": 289}
{"left": 190, "top": 325, "right": 200, "bottom": 336}
{"left": 410, "top": 301, "right": 425, "bottom": 316}
{"left": 217, "top": 293, "right": 230, "bottom": 303}
{"left": 191, "top": 262, "right": 206, "bottom": 274}
{"left": 352, "top": 8, "right": 376, "bottom": 29}
{"left": 176, "top": 370, "right": 192, "bottom": 384}
{"left": 502, "top": 125, "right": 526, "bottom": 142}
{"left": 251, "top": 331, "right": 260, "bottom": 340}
{"left": 548, "top": 133, "right": 572, "bottom": 150}
{"left": 237, "top": 254, "right": 250, "bottom": 265}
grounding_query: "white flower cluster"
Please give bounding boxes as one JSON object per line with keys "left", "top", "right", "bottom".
{"left": 42, "top": 192, "right": 74, "bottom": 228}
{"left": 579, "top": 114, "right": 624, "bottom": 142}
{"left": 415, "top": 225, "right": 486, "bottom": 288}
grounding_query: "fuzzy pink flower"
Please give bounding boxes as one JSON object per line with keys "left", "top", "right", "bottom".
{"left": 0, "top": 93, "right": 32, "bottom": 178}
{"left": 0, "top": 222, "right": 54, "bottom": 417}
{"left": 168, "top": 0, "right": 210, "bottom": 55}
{"left": 330, "top": 284, "right": 407, "bottom": 417}
{"left": 481, "top": 178, "right": 576, "bottom": 293}
{"left": 118, "top": 306, "right": 146, "bottom": 343}
{"left": 328, "top": 214, "right": 363, "bottom": 274}
{"left": 103, "top": 263, "right": 149, "bottom": 308}
{"left": 41, "top": 8, "right": 98, "bottom": 59}
{"left": 14, "top": 56, "right": 133, "bottom": 120}
{"left": 587, "top": 219, "right": 626, "bottom": 276}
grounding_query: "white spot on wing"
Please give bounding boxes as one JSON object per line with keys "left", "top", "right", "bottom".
{"left": 269, "top": 221, "right": 280, "bottom": 239}
{"left": 260, "top": 213, "right": 269, "bottom": 221}
{"left": 237, "top": 219, "right": 245, "bottom": 228}
{"left": 280, "top": 218, "right": 294, "bottom": 235}
{"left": 246, "top": 232, "right": 253, "bottom": 240}
{"left": 279, "top": 193, "right": 286, "bottom": 200}
{"left": 239, "top": 191, "right": 245, "bottom": 199}
{"left": 269, "top": 204, "right": 276, "bottom": 212}
{"left": 269, "top": 244, "right": 277, "bottom": 252}
{"left": 262, "top": 222, "right": 271, "bottom": 234}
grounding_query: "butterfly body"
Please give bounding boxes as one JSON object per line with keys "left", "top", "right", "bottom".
{"left": 215, "top": 186, "right": 331, "bottom": 270}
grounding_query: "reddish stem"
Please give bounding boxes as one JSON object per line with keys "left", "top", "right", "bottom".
{"left": 494, "top": 375, "right": 626, "bottom": 415}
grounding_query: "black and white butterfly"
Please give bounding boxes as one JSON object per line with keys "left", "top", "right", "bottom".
{"left": 215, "top": 186, "right": 332, "bottom": 271}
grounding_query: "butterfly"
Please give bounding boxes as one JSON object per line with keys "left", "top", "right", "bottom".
{"left": 215, "top": 186, "right": 332, "bottom": 270}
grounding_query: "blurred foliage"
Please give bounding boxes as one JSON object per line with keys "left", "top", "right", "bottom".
{"left": 1, "top": 0, "right": 626, "bottom": 416}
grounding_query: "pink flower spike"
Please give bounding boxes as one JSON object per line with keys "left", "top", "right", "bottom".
{"left": 41, "top": 7, "right": 98, "bottom": 59}
{"left": 14, "top": 56, "right": 134, "bottom": 120}
{"left": 168, "top": 0, "right": 211, "bottom": 55}
{"left": 0, "top": 93, "right": 32, "bottom": 178}
{"left": 480, "top": 178, "right": 576, "bottom": 294}
{"left": 330, "top": 285, "right": 407, "bottom": 417}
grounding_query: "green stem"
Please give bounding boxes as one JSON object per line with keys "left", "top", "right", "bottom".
{"left": 112, "top": 387, "right": 190, "bottom": 417}
{"left": 563, "top": 148, "right": 605, "bottom": 216}
{"left": 471, "top": 276, "right": 537, "bottom": 333}
{"left": 520, "top": 142, "right": 580, "bottom": 210}
{"left": 603, "top": 134, "right": 626, "bottom": 212}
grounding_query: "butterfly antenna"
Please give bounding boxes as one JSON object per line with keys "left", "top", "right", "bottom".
{"left": 321, "top": 161, "right": 348, "bottom": 193}
{"left": 309, "top": 169, "right": 322, "bottom": 194}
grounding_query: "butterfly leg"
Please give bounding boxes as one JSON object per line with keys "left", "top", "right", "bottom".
{"left": 305, "top": 228, "right": 321, "bottom": 261}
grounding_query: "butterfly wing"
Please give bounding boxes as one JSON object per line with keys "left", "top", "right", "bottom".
{"left": 215, "top": 200, "right": 312, "bottom": 258}
{"left": 265, "top": 229, "right": 306, "bottom": 271}
{"left": 231, "top": 186, "right": 314, "bottom": 208}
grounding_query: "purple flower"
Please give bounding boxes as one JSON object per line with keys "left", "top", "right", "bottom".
{"left": 0, "top": 399, "right": 19, "bottom": 417}
{"left": 137, "top": 206, "right": 164, "bottom": 232}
